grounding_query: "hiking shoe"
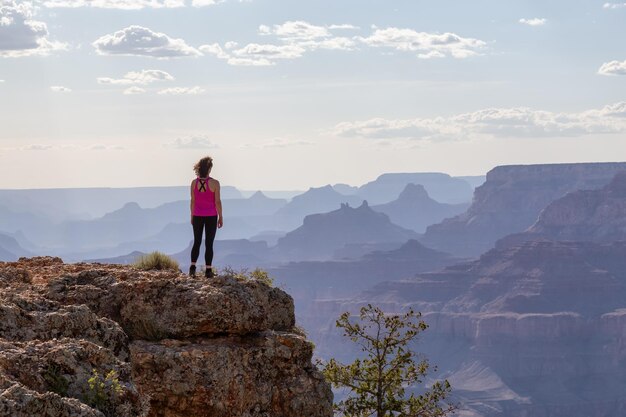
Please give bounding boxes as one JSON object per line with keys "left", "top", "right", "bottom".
{"left": 205, "top": 267, "right": 214, "bottom": 279}
{"left": 189, "top": 265, "right": 196, "bottom": 277}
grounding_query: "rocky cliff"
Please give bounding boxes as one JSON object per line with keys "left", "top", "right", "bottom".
{"left": 421, "top": 162, "right": 626, "bottom": 257}
{"left": 315, "top": 240, "right": 626, "bottom": 417}
{"left": 498, "top": 170, "right": 626, "bottom": 248}
{"left": 0, "top": 257, "right": 332, "bottom": 417}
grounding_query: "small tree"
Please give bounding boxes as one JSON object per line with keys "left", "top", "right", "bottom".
{"left": 321, "top": 304, "right": 454, "bottom": 417}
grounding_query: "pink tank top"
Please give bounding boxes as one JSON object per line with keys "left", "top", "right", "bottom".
{"left": 192, "top": 177, "right": 218, "bottom": 216}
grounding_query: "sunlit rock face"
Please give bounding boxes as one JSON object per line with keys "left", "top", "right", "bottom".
{"left": 421, "top": 163, "right": 626, "bottom": 257}
{"left": 0, "top": 257, "right": 332, "bottom": 417}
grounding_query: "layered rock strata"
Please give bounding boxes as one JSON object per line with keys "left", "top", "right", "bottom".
{"left": 421, "top": 163, "right": 626, "bottom": 257}
{"left": 0, "top": 257, "right": 332, "bottom": 417}
{"left": 499, "top": 170, "right": 626, "bottom": 248}
{"left": 315, "top": 241, "right": 626, "bottom": 417}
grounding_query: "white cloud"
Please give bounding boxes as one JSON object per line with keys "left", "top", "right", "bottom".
{"left": 519, "top": 18, "right": 547, "bottom": 26}
{"left": 603, "top": 2, "right": 626, "bottom": 9}
{"left": 229, "top": 43, "right": 305, "bottom": 65}
{"left": 328, "top": 24, "right": 360, "bottom": 30}
{"left": 0, "top": 79, "right": 4, "bottom": 83}
{"left": 201, "top": 42, "right": 302, "bottom": 66}
{"left": 191, "top": 0, "right": 251, "bottom": 6}
{"left": 598, "top": 60, "right": 626, "bottom": 76}
{"left": 157, "top": 86, "right": 205, "bottom": 95}
{"left": 199, "top": 43, "right": 230, "bottom": 59}
{"left": 0, "top": 1, "right": 66, "bottom": 57}
{"left": 241, "top": 137, "right": 314, "bottom": 149}
{"left": 357, "top": 27, "right": 486, "bottom": 59}
{"left": 260, "top": 21, "right": 331, "bottom": 41}
{"left": 41, "top": 0, "right": 184, "bottom": 9}
{"left": 332, "top": 102, "right": 626, "bottom": 141}
{"left": 123, "top": 86, "right": 146, "bottom": 95}
{"left": 164, "top": 136, "right": 218, "bottom": 149}
{"left": 93, "top": 26, "right": 201, "bottom": 58}
{"left": 98, "top": 69, "right": 174, "bottom": 85}
{"left": 202, "top": 20, "right": 357, "bottom": 66}
{"left": 50, "top": 85, "right": 71, "bottom": 92}
{"left": 191, "top": 0, "right": 221, "bottom": 5}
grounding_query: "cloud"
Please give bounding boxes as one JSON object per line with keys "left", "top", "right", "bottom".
{"left": 357, "top": 27, "right": 486, "bottom": 59}
{"left": 0, "top": 79, "right": 4, "bottom": 83}
{"left": 191, "top": 0, "right": 252, "bottom": 6}
{"left": 328, "top": 24, "right": 360, "bottom": 30}
{"left": 603, "top": 2, "right": 626, "bottom": 9}
{"left": 93, "top": 25, "right": 201, "bottom": 58}
{"left": 191, "top": 0, "right": 222, "bottom": 5}
{"left": 41, "top": 0, "right": 184, "bottom": 9}
{"left": 199, "top": 43, "right": 231, "bottom": 59}
{"left": 241, "top": 137, "right": 314, "bottom": 149}
{"left": 598, "top": 60, "right": 626, "bottom": 76}
{"left": 332, "top": 102, "right": 626, "bottom": 141}
{"left": 202, "top": 21, "right": 484, "bottom": 66}
{"left": 519, "top": 18, "right": 547, "bottom": 26}
{"left": 164, "top": 136, "right": 218, "bottom": 149}
{"left": 201, "top": 20, "right": 357, "bottom": 66}
{"left": 123, "top": 86, "right": 146, "bottom": 95}
{"left": 259, "top": 21, "right": 331, "bottom": 41}
{"left": 0, "top": 1, "right": 66, "bottom": 57}
{"left": 98, "top": 69, "right": 174, "bottom": 85}
{"left": 50, "top": 85, "right": 71, "bottom": 92}
{"left": 22, "top": 144, "right": 54, "bottom": 151}
{"left": 89, "top": 144, "right": 127, "bottom": 151}
{"left": 157, "top": 86, "right": 205, "bottom": 95}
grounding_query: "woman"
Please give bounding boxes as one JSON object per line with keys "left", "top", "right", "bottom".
{"left": 189, "top": 156, "right": 223, "bottom": 278}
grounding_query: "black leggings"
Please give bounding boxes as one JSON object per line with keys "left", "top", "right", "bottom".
{"left": 191, "top": 216, "right": 218, "bottom": 265}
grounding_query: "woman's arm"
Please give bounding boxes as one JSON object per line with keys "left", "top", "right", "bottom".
{"left": 214, "top": 180, "right": 223, "bottom": 228}
{"left": 190, "top": 180, "right": 195, "bottom": 224}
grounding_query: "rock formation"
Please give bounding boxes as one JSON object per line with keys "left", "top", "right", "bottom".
{"left": 275, "top": 201, "right": 419, "bottom": 261}
{"left": 372, "top": 183, "right": 469, "bottom": 233}
{"left": 316, "top": 240, "right": 626, "bottom": 417}
{"left": 0, "top": 257, "right": 332, "bottom": 417}
{"left": 355, "top": 172, "right": 474, "bottom": 205}
{"left": 274, "top": 185, "right": 364, "bottom": 219}
{"left": 498, "top": 170, "right": 626, "bottom": 248}
{"left": 420, "top": 162, "right": 626, "bottom": 257}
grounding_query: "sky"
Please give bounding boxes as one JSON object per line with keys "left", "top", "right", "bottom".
{"left": 0, "top": 0, "right": 625, "bottom": 190}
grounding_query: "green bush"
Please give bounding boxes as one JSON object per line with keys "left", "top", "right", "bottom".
{"left": 83, "top": 369, "right": 123, "bottom": 417}
{"left": 133, "top": 251, "right": 179, "bottom": 271}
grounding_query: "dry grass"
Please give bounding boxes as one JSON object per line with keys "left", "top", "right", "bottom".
{"left": 133, "top": 252, "right": 179, "bottom": 272}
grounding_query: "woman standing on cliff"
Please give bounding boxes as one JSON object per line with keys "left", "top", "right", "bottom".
{"left": 190, "top": 156, "right": 223, "bottom": 278}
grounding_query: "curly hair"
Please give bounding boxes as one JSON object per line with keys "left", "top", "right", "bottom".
{"left": 193, "top": 156, "right": 213, "bottom": 178}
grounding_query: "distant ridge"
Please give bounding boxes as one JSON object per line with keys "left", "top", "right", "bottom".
{"left": 498, "top": 170, "right": 626, "bottom": 248}
{"left": 421, "top": 162, "right": 626, "bottom": 257}
{"left": 275, "top": 201, "right": 419, "bottom": 261}
{"left": 356, "top": 172, "right": 474, "bottom": 205}
{"left": 275, "top": 185, "right": 364, "bottom": 219}
{"left": 373, "top": 183, "right": 469, "bottom": 232}
{"left": 0, "top": 233, "right": 33, "bottom": 261}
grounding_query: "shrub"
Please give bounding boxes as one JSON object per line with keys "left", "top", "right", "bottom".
{"left": 43, "top": 363, "right": 69, "bottom": 397}
{"left": 83, "top": 369, "right": 123, "bottom": 417}
{"left": 220, "top": 267, "right": 275, "bottom": 287}
{"left": 133, "top": 252, "right": 179, "bottom": 271}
